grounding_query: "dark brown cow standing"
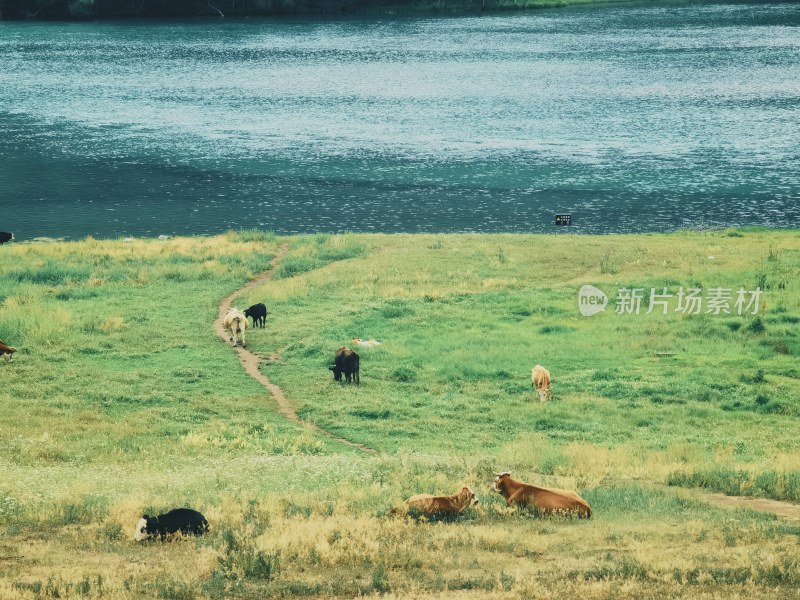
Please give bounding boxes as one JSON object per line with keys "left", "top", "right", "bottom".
{"left": 329, "top": 346, "right": 360, "bottom": 384}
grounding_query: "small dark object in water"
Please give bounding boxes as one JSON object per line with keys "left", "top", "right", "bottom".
{"left": 0, "top": 232, "right": 14, "bottom": 244}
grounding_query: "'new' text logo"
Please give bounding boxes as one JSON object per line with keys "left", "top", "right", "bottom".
{"left": 578, "top": 285, "right": 608, "bottom": 317}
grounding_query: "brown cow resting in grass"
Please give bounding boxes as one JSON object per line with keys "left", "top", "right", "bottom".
{"left": 493, "top": 472, "right": 591, "bottom": 518}
{"left": 392, "top": 486, "right": 478, "bottom": 520}
{"left": 531, "top": 364, "right": 551, "bottom": 402}
{"left": 223, "top": 308, "right": 248, "bottom": 347}
{"left": 0, "top": 340, "right": 16, "bottom": 363}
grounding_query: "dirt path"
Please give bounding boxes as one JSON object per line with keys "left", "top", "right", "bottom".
{"left": 214, "top": 244, "right": 377, "bottom": 455}
{"left": 700, "top": 491, "right": 800, "bottom": 521}
{"left": 641, "top": 481, "right": 800, "bottom": 521}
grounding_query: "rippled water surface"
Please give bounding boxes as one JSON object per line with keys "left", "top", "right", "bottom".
{"left": 1, "top": 2, "right": 799, "bottom": 239}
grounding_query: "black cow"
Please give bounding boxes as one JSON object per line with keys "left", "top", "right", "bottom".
{"left": 244, "top": 303, "right": 267, "bottom": 328}
{"left": 0, "top": 232, "right": 14, "bottom": 244}
{"left": 329, "top": 346, "right": 360, "bottom": 384}
{"left": 134, "top": 508, "right": 209, "bottom": 541}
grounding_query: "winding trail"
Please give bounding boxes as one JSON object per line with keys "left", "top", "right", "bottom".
{"left": 214, "top": 244, "right": 377, "bottom": 455}
{"left": 699, "top": 491, "right": 800, "bottom": 521}
{"left": 644, "top": 481, "right": 800, "bottom": 521}
{"left": 213, "top": 246, "right": 800, "bottom": 519}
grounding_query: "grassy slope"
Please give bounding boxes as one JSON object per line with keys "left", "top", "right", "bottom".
{"left": 254, "top": 232, "right": 800, "bottom": 481}
{"left": 0, "top": 230, "right": 799, "bottom": 599}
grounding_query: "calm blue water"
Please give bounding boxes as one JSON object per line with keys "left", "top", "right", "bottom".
{"left": 1, "top": 2, "right": 799, "bottom": 240}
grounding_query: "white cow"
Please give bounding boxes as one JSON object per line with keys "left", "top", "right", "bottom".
{"left": 223, "top": 308, "right": 248, "bottom": 347}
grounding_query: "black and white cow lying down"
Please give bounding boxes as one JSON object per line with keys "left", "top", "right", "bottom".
{"left": 134, "top": 508, "right": 209, "bottom": 541}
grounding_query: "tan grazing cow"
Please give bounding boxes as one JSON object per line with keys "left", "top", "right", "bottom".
{"left": 352, "top": 337, "right": 381, "bottom": 348}
{"left": 531, "top": 364, "right": 551, "bottom": 401}
{"left": 493, "top": 472, "right": 591, "bottom": 518}
{"left": 223, "top": 308, "right": 248, "bottom": 347}
{"left": 0, "top": 340, "right": 16, "bottom": 363}
{"left": 394, "top": 486, "right": 478, "bottom": 519}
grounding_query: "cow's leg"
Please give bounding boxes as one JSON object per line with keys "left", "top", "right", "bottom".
{"left": 240, "top": 323, "right": 246, "bottom": 347}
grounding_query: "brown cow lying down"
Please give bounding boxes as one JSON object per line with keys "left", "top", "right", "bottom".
{"left": 493, "top": 472, "right": 591, "bottom": 518}
{"left": 531, "top": 364, "right": 551, "bottom": 402}
{"left": 393, "top": 486, "right": 478, "bottom": 520}
{"left": 0, "top": 340, "right": 16, "bottom": 363}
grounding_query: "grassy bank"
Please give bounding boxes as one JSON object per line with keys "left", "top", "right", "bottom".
{"left": 1, "top": 230, "right": 799, "bottom": 598}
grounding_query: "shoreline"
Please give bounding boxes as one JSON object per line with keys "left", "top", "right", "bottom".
{"left": 7, "top": 225, "right": 797, "bottom": 245}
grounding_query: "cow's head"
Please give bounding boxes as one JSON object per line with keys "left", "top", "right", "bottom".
{"left": 329, "top": 365, "right": 342, "bottom": 381}
{"left": 134, "top": 515, "right": 154, "bottom": 541}
{"left": 493, "top": 472, "right": 512, "bottom": 494}
{"left": 458, "top": 486, "right": 479, "bottom": 508}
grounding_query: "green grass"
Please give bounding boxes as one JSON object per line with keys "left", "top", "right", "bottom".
{"left": 1, "top": 230, "right": 799, "bottom": 599}
{"left": 250, "top": 232, "right": 800, "bottom": 473}
{"left": 668, "top": 468, "right": 800, "bottom": 503}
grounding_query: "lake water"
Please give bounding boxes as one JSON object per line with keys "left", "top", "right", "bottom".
{"left": 1, "top": 2, "right": 799, "bottom": 240}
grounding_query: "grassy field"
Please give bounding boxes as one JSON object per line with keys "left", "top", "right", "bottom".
{"left": 1, "top": 229, "right": 799, "bottom": 599}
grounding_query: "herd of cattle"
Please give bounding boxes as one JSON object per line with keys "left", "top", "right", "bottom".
{"left": 0, "top": 235, "right": 585, "bottom": 545}
{"left": 195, "top": 307, "right": 576, "bottom": 541}
{"left": 1, "top": 286, "right": 573, "bottom": 536}
{"left": 134, "top": 471, "right": 591, "bottom": 541}
{"left": 229, "top": 309, "right": 552, "bottom": 401}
